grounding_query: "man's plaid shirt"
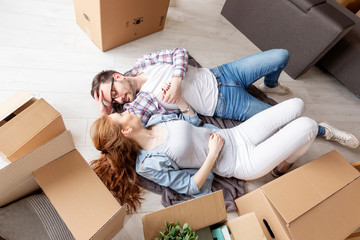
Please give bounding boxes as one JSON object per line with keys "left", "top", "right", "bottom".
{"left": 123, "top": 91, "right": 180, "bottom": 126}
{"left": 123, "top": 48, "right": 189, "bottom": 125}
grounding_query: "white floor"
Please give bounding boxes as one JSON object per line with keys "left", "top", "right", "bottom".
{"left": 0, "top": 0, "right": 359, "bottom": 239}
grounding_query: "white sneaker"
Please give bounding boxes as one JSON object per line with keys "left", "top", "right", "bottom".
{"left": 319, "top": 122, "right": 359, "bottom": 149}
{"left": 258, "top": 83, "right": 290, "bottom": 95}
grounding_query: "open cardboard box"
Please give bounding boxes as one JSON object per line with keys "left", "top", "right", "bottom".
{"left": 73, "top": 0, "right": 170, "bottom": 51}
{"left": 142, "top": 190, "right": 266, "bottom": 240}
{"left": 0, "top": 92, "right": 126, "bottom": 239}
{"left": 236, "top": 150, "right": 360, "bottom": 240}
{"left": 0, "top": 91, "right": 66, "bottom": 163}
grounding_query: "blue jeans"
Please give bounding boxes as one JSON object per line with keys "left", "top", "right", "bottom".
{"left": 209, "top": 49, "right": 325, "bottom": 136}
{"left": 210, "top": 49, "right": 290, "bottom": 121}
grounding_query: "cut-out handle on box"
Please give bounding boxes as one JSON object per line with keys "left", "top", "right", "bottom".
{"left": 263, "top": 219, "right": 275, "bottom": 239}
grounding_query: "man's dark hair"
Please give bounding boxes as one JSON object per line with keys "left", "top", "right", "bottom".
{"left": 91, "top": 69, "right": 133, "bottom": 113}
{"left": 90, "top": 70, "right": 118, "bottom": 98}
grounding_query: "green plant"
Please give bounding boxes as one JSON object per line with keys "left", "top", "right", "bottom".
{"left": 155, "top": 221, "right": 198, "bottom": 240}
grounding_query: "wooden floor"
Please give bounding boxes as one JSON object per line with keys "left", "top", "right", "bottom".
{"left": 0, "top": 0, "right": 359, "bottom": 239}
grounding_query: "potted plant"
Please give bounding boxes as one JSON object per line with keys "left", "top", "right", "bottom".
{"left": 155, "top": 221, "right": 198, "bottom": 240}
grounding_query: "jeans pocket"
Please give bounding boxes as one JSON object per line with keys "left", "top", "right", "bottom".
{"left": 215, "top": 93, "right": 226, "bottom": 117}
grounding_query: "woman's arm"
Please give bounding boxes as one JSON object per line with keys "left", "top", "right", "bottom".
{"left": 137, "top": 159, "right": 212, "bottom": 195}
{"left": 193, "top": 133, "right": 224, "bottom": 189}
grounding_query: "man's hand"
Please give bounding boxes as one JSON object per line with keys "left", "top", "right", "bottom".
{"left": 161, "top": 76, "right": 182, "bottom": 104}
{"left": 94, "top": 90, "right": 112, "bottom": 115}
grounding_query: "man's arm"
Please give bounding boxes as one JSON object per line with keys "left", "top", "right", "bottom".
{"left": 94, "top": 90, "right": 112, "bottom": 115}
{"left": 124, "top": 91, "right": 179, "bottom": 126}
{"left": 131, "top": 47, "right": 189, "bottom": 78}
{"left": 132, "top": 48, "right": 189, "bottom": 104}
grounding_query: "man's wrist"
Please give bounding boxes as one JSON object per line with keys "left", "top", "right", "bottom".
{"left": 181, "top": 104, "right": 191, "bottom": 114}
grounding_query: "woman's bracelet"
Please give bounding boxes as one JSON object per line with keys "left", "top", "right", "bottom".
{"left": 181, "top": 105, "right": 191, "bottom": 114}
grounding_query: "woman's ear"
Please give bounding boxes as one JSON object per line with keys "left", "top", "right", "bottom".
{"left": 113, "top": 73, "right": 124, "bottom": 81}
{"left": 121, "top": 127, "right": 133, "bottom": 136}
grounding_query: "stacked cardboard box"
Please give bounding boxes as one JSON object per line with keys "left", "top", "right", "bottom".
{"left": 0, "top": 91, "right": 126, "bottom": 239}
{"left": 143, "top": 150, "right": 360, "bottom": 240}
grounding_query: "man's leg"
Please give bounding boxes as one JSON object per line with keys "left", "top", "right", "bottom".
{"left": 214, "top": 49, "right": 289, "bottom": 88}
{"left": 211, "top": 49, "right": 290, "bottom": 121}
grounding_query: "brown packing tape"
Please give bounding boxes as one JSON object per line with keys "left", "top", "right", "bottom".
{"left": 0, "top": 131, "right": 75, "bottom": 207}
{"left": 33, "top": 149, "right": 123, "bottom": 240}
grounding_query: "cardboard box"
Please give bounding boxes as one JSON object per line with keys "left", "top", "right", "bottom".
{"left": 142, "top": 190, "right": 266, "bottom": 240}
{"left": 0, "top": 91, "right": 66, "bottom": 162}
{"left": 0, "top": 131, "right": 126, "bottom": 239}
{"left": 73, "top": 0, "right": 170, "bottom": 51}
{"left": 235, "top": 150, "right": 360, "bottom": 240}
{"left": 0, "top": 92, "right": 126, "bottom": 239}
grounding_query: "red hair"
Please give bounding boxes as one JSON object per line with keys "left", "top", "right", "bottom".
{"left": 90, "top": 115, "right": 143, "bottom": 213}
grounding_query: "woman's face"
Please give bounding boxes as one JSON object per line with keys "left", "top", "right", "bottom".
{"left": 109, "top": 110, "right": 141, "bottom": 130}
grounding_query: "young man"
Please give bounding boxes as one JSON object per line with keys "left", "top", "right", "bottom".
{"left": 91, "top": 48, "right": 359, "bottom": 149}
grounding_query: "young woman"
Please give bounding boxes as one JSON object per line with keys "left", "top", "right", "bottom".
{"left": 90, "top": 97, "right": 318, "bottom": 213}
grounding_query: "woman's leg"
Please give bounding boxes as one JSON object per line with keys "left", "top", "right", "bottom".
{"left": 235, "top": 98, "right": 305, "bottom": 145}
{"left": 234, "top": 117, "right": 318, "bottom": 180}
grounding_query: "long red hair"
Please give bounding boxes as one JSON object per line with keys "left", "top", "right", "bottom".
{"left": 90, "top": 115, "right": 143, "bottom": 213}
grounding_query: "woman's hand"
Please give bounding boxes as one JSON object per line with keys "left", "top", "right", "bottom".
{"left": 193, "top": 133, "right": 224, "bottom": 190}
{"left": 94, "top": 90, "right": 112, "bottom": 115}
{"left": 208, "top": 133, "right": 224, "bottom": 157}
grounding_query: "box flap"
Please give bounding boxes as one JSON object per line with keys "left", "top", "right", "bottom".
{"left": 0, "top": 91, "right": 35, "bottom": 122}
{"left": 0, "top": 98, "right": 63, "bottom": 160}
{"left": 235, "top": 189, "right": 292, "bottom": 240}
{"left": 0, "top": 131, "right": 75, "bottom": 207}
{"left": 227, "top": 212, "right": 267, "bottom": 240}
{"left": 261, "top": 150, "right": 360, "bottom": 224}
{"left": 288, "top": 177, "right": 360, "bottom": 240}
{"left": 33, "top": 149, "right": 123, "bottom": 240}
{"left": 92, "top": 206, "right": 127, "bottom": 240}
{"left": 142, "top": 190, "right": 227, "bottom": 240}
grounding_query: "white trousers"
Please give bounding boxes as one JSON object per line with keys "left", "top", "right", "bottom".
{"left": 232, "top": 98, "right": 318, "bottom": 180}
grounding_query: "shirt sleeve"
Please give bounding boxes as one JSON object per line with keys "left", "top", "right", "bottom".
{"left": 124, "top": 92, "right": 163, "bottom": 126}
{"left": 131, "top": 48, "right": 189, "bottom": 79}
{"left": 137, "top": 154, "right": 213, "bottom": 196}
{"left": 180, "top": 113, "right": 202, "bottom": 127}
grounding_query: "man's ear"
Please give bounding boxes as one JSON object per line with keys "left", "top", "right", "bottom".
{"left": 121, "top": 127, "right": 133, "bottom": 136}
{"left": 113, "top": 73, "right": 124, "bottom": 81}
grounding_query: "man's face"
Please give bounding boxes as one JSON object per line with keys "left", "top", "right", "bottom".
{"left": 100, "top": 75, "right": 137, "bottom": 106}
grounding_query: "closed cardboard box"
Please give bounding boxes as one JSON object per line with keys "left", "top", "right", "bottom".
{"left": 73, "top": 0, "right": 170, "bottom": 51}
